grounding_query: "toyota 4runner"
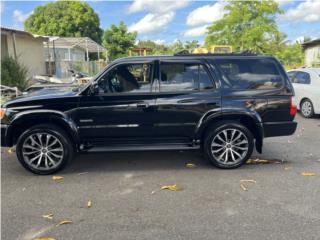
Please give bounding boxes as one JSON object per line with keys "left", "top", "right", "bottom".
{"left": 1, "top": 53, "right": 297, "bottom": 174}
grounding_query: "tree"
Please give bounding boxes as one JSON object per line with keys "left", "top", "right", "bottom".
{"left": 184, "top": 40, "right": 199, "bottom": 51}
{"left": 25, "top": 1, "right": 102, "bottom": 43}
{"left": 205, "top": 0, "right": 282, "bottom": 53}
{"left": 103, "top": 22, "right": 137, "bottom": 60}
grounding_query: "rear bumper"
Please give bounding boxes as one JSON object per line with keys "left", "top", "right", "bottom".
{"left": 263, "top": 121, "right": 297, "bottom": 138}
{"left": 1, "top": 124, "right": 10, "bottom": 147}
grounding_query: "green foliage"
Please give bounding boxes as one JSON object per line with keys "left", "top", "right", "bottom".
{"left": 1, "top": 57, "right": 28, "bottom": 90}
{"left": 136, "top": 40, "right": 170, "bottom": 55}
{"left": 103, "top": 22, "right": 137, "bottom": 60}
{"left": 184, "top": 40, "right": 200, "bottom": 51}
{"left": 25, "top": 1, "right": 102, "bottom": 43}
{"left": 205, "top": 0, "right": 282, "bottom": 53}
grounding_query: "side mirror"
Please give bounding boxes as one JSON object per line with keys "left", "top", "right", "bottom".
{"left": 89, "top": 83, "right": 99, "bottom": 95}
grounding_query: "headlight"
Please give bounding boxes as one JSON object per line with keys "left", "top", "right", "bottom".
{"left": 0, "top": 108, "right": 7, "bottom": 119}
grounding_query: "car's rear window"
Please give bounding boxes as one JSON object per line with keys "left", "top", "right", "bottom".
{"left": 214, "top": 58, "right": 283, "bottom": 90}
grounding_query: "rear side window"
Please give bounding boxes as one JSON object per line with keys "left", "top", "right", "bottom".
{"left": 215, "top": 58, "right": 283, "bottom": 90}
{"left": 295, "top": 71, "right": 311, "bottom": 84}
{"left": 160, "top": 63, "right": 214, "bottom": 92}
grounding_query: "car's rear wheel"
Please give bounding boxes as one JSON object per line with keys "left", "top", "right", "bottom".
{"left": 204, "top": 122, "right": 254, "bottom": 169}
{"left": 300, "top": 99, "right": 314, "bottom": 118}
{"left": 16, "top": 124, "right": 74, "bottom": 175}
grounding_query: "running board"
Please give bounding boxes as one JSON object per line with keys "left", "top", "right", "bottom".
{"left": 84, "top": 144, "right": 200, "bottom": 153}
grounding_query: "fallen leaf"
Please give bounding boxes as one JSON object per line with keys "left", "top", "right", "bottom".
{"left": 284, "top": 166, "right": 292, "bottom": 171}
{"left": 240, "top": 179, "right": 256, "bottom": 184}
{"left": 151, "top": 190, "right": 156, "bottom": 195}
{"left": 87, "top": 200, "right": 92, "bottom": 208}
{"left": 56, "top": 220, "right": 72, "bottom": 226}
{"left": 288, "top": 140, "right": 293, "bottom": 144}
{"left": 240, "top": 179, "right": 256, "bottom": 191}
{"left": 52, "top": 176, "right": 64, "bottom": 180}
{"left": 33, "top": 238, "right": 56, "bottom": 240}
{"left": 240, "top": 183, "right": 247, "bottom": 191}
{"left": 77, "top": 172, "right": 89, "bottom": 175}
{"left": 42, "top": 213, "right": 53, "bottom": 220}
{"left": 7, "top": 148, "right": 14, "bottom": 154}
{"left": 161, "top": 184, "right": 182, "bottom": 191}
{"left": 246, "top": 158, "right": 281, "bottom": 164}
{"left": 186, "top": 163, "right": 196, "bottom": 168}
{"left": 301, "top": 172, "right": 316, "bottom": 176}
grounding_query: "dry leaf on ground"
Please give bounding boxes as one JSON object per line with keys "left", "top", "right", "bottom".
{"left": 7, "top": 148, "right": 14, "bottom": 154}
{"left": 240, "top": 179, "right": 256, "bottom": 191}
{"left": 240, "top": 183, "right": 247, "bottom": 191}
{"left": 246, "top": 158, "right": 281, "bottom": 164}
{"left": 301, "top": 172, "right": 316, "bottom": 176}
{"left": 288, "top": 140, "right": 293, "bottom": 144}
{"left": 52, "top": 176, "right": 64, "bottom": 180}
{"left": 284, "top": 166, "right": 292, "bottom": 170}
{"left": 186, "top": 163, "right": 196, "bottom": 168}
{"left": 161, "top": 184, "right": 182, "bottom": 191}
{"left": 33, "top": 238, "right": 56, "bottom": 240}
{"left": 56, "top": 220, "right": 72, "bottom": 226}
{"left": 87, "top": 200, "right": 92, "bottom": 208}
{"left": 42, "top": 213, "right": 53, "bottom": 220}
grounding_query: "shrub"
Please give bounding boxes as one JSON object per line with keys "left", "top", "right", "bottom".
{"left": 1, "top": 56, "right": 29, "bottom": 91}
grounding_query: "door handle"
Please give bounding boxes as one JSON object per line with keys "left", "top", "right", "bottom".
{"left": 136, "top": 103, "right": 149, "bottom": 108}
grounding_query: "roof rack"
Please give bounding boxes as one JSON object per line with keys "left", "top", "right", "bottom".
{"left": 174, "top": 50, "right": 258, "bottom": 56}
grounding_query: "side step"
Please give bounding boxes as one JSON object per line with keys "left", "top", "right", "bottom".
{"left": 84, "top": 144, "right": 200, "bottom": 153}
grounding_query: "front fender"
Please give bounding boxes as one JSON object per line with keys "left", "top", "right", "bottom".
{"left": 7, "top": 110, "right": 79, "bottom": 146}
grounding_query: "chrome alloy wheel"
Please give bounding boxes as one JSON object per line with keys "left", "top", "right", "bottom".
{"left": 211, "top": 128, "right": 249, "bottom": 165}
{"left": 22, "top": 133, "right": 64, "bottom": 170}
{"left": 301, "top": 101, "right": 312, "bottom": 117}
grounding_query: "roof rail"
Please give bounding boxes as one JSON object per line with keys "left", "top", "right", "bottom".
{"left": 174, "top": 49, "right": 258, "bottom": 56}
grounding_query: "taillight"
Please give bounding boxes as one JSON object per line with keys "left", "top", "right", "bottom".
{"left": 290, "top": 97, "right": 297, "bottom": 116}
{"left": 0, "top": 108, "right": 6, "bottom": 119}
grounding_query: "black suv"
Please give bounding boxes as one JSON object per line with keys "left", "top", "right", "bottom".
{"left": 1, "top": 53, "right": 297, "bottom": 174}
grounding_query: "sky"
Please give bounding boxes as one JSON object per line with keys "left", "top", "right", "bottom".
{"left": 1, "top": 0, "right": 320, "bottom": 45}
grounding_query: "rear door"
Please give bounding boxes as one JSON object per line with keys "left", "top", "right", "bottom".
{"left": 152, "top": 58, "right": 221, "bottom": 143}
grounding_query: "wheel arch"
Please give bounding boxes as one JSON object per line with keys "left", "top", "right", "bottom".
{"left": 6, "top": 110, "right": 79, "bottom": 147}
{"left": 195, "top": 111, "right": 263, "bottom": 153}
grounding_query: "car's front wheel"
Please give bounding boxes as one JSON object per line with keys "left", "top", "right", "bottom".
{"left": 204, "top": 122, "right": 254, "bottom": 169}
{"left": 16, "top": 124, "right": 75, "bottom": 175}
{"left": 300, "top": 99, "right": 314, "bottom": 118}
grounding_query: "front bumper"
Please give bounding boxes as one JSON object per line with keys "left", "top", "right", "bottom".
{"left": 1, "top": 124, "right": 9, "bottom": 147}
{"left": 263, "top": 121, "right": 297, "bottom": 138}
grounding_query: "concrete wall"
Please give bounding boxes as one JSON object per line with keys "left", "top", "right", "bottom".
{"left": 305, "top": 45, "right": 320, "bottom": 67}
{"left": 2, "top": 33, "right": 46, "bottom": 78}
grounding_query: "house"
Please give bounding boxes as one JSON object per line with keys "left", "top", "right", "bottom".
{"left": 44, "top": 37, "right": 107, "bottom": 78}
{"left": 302, "top": 38, "right": 320, "bottom": 67}
{"left": 1, "top": 27, "right": 48, "bottom": 78}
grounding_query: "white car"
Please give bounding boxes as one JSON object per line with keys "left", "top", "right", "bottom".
{"left": 287, "top": 68, "right": 320, "bottom": 118}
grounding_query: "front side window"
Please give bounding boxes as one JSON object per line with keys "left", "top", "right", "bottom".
{"left": 215, "top": 58, "right": 283, "bottom": 90}
{"left": 98, "top": 63, "right": 152, "bottom": 94}
{"left": 160, "top": 63, "right": 214, "bottom": 92}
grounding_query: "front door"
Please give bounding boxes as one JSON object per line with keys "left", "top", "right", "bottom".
{"left": 77, "top": 61, "right": 158, "bottom": 145}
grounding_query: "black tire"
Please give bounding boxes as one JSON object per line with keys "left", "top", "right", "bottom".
{"left": 203, "top": 121, "right": 254, "bottom": 169}
{"left": 300, "top": 99, "right": 314, "bottom": 118}
{"left": 16, "top": 124, "right": 75, "bottom": 175}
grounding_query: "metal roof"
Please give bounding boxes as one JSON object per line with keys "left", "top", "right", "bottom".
{"left": 1, "top": 26, "right": 49, "bottom": 41}
{"left": 48, "top": 37, "right": 106, "bottom": 53}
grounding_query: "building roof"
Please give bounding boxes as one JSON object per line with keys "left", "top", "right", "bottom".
{"left": 47, "top": 37, "right": 106, "bottom": 53}
{"left": 1, "top": 26, "right": 49, "bottom": 41}
{"left": 302, "top": 38, "right": 320, "bottom": 49}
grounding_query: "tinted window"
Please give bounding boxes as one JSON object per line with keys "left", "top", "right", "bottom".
{"left": 287, "top": 71, "right": 297, "bottom": 83}
{"left": 98, "top": 63, "right": 152, "bottom": 94}
{"left": 295, "top": 71, "right": 311, "bottom": 84}
{"left": 160, "top": 63, "right": 214, "bottom": 92}
{"left": 215, "top": 58, "right": 283, "bottom": 90}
